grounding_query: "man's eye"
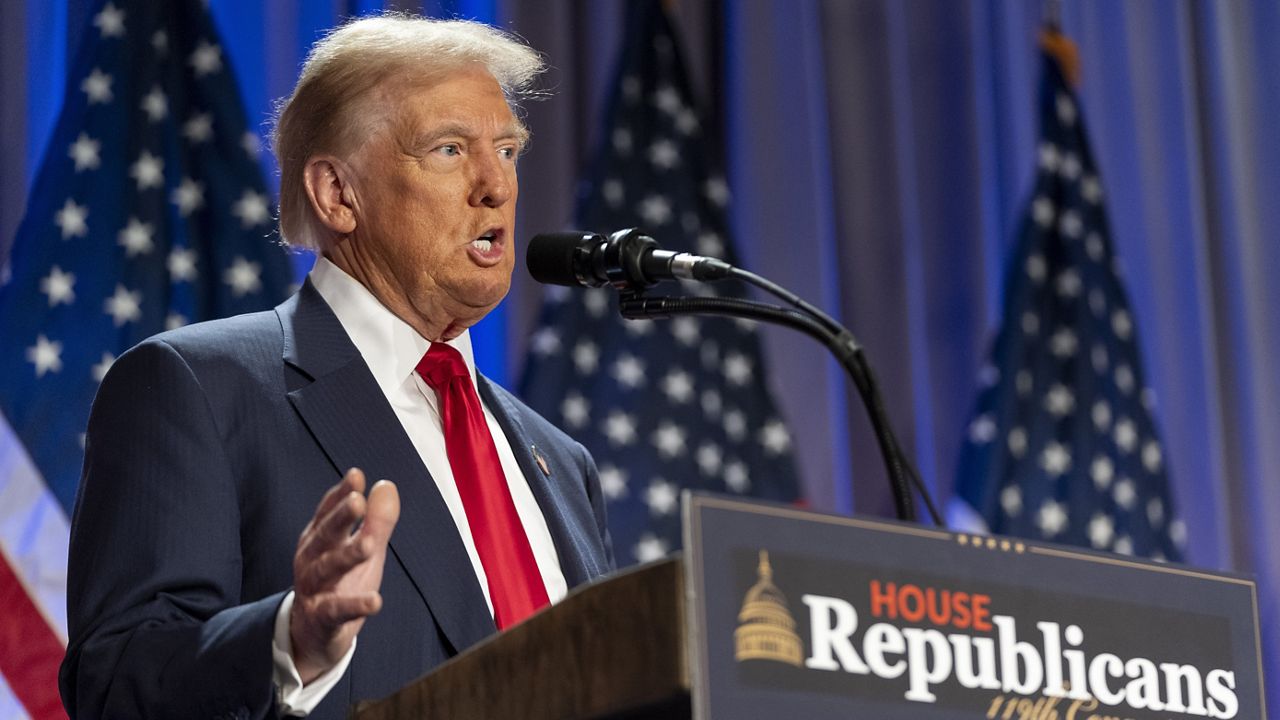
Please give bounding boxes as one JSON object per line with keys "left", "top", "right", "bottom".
{"left": 498, "top": 146, "right": 517, "bottom": 160}
{"left": 435, "top": 144, "right": 461, "bottom": 157}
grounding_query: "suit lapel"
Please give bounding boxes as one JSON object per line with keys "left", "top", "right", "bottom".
{"left": 477, "top": 376, "right": 595, "bottom": 589}
{"left": 277, "top": 282, "right": 495, "bottom": 654}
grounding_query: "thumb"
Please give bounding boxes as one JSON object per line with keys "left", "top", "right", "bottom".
{"left": 362, "top": 479, "right": 400, "bottom": 544}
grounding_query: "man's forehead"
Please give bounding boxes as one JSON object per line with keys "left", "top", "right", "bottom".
{"left": 380, "top": 70, "right": 521, "bottom": 131}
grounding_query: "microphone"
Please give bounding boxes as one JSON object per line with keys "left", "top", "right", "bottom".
{"left": 526, "top": 229, "right": 732, "bottom": 290}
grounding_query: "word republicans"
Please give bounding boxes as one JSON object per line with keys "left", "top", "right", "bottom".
{"left": 799, "top": 581, "right": 1239, "bottom": 718}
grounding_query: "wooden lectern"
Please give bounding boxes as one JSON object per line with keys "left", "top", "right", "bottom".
{"left": 352, "top": 558, "right": 690, "bottom": 720}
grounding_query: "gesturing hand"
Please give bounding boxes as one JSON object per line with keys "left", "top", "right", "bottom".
{"left": 290, "top": 468, "right": 401, "bottom": 684}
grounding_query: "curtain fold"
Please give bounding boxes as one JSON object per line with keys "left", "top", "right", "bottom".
{"left": 724, "top": 0, "right": 852, "bottom": 513}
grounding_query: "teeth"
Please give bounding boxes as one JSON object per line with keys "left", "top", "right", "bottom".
{"left": 472, "top": 239, "right": 493, "bottom": 252}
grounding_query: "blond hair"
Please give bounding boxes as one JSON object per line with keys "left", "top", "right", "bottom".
{"left": 271, "top": 14, "right": 545, "bottom": 249}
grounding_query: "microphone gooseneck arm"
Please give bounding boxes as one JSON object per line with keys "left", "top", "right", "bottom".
{"left": 527, "top": 228, "right": 942, "bottom": 525}
{"left": 619, "top": 292, "right": 940, "bottom": 526}
{"left": 721, "top": 266, "right": 943, "bottom": 526}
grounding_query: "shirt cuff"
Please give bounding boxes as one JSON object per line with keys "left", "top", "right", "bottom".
{"left": 272, "top": 591, "right": 356, "bottom": 716}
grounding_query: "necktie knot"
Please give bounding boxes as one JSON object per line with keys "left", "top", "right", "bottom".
{"left": 416, "top": 343, "right": 469, "bottom": 391}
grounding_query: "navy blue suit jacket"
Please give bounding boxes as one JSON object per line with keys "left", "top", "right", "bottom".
{"left": 59, "top": 281, "right": 614, "bottom": 719}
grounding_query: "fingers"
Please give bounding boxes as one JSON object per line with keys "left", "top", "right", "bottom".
{"left": 360, "top": 480, "right": 400, "bottom": 544}
{"left": 298, "top": 486, "right": 366, "bottom": 564}
{"left": 295, "top": 473, "right": 396, "bottom": 596}
{"left": 304, "top": 468, "right": 366, "bottom": 537}
{"left": 300, "top": 530, "right": 378, "bottom": 594}
{"left": 302, "top": 590, "right": 384, "bottom": 628}
{"left": 290, "top": 469, "right": 390, "bottom": 680}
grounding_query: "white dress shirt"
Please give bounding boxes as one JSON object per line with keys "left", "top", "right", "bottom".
{"left": 273, "top": 257, "right": 567, "bottom": 714}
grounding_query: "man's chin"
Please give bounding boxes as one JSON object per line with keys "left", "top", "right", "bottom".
{"left": 445, "top": 283, "right": 511, "bottom": 323}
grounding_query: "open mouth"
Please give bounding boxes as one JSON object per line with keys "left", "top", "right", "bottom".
{"left": 467, "top": 228, "right": 505, "bottom": 265}
{"left": 473, "top": 227, "right": 502, "bottom": 248}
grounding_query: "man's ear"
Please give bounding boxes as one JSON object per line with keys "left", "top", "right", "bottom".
{"left": 302, "top": 157, "right": 357, "bottom": 235}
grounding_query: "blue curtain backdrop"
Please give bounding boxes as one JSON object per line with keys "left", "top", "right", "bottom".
{"left": 3, "top": 0, "right": 1275, "bottom": 699}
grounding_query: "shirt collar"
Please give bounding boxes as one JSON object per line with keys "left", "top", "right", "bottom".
{"left": 309, "top": 255, "right": 479, "bottom": 395}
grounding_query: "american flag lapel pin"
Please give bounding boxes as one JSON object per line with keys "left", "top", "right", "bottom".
{"left": 531, "top": 445, "right": 551, "bottom": 477}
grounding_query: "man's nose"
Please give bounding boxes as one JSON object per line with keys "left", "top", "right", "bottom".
{"left": 469, "top": 151, "right": 514, "bottom": 207}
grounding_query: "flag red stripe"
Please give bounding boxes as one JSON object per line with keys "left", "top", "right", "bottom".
{"left": 0, "top": 551, "right": 67, "bottom": 719}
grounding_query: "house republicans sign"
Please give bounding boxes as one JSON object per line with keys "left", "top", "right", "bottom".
{"left": 682, "top": 494, "right": 1266, "bottom": 720}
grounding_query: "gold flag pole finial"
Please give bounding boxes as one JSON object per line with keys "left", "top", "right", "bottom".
{"left": 1039, "top": 0, "right": 1081, "bottom": 89}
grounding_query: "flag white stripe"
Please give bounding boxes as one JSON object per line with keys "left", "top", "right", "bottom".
{"left": 0, "top": 667, "right": 33, "bottom": 720}
{"left": 0, "top": 414, "right": 70, "bottom": 642}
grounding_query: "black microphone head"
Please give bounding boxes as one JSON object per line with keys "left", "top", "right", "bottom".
{"left": 526, "top": 231, "right": 602, "bottom": 287}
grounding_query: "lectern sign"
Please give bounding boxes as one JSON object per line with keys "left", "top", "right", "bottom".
{"left": 684, "top": 494, "right": 1266, "bottom": 720}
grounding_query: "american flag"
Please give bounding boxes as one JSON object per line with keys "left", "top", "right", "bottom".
{"left": 519, "top": 1, "right": 802, "bottom": 566}
{"left": 0, "top": 1, "right": 294, "bottom": 716}
{"left": 952, "top": 40, "right": 1185, "bottom": 562}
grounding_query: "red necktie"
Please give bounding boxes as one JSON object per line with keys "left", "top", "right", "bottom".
{"left": 416, "top": 343, "right": 549, "bottom": 629}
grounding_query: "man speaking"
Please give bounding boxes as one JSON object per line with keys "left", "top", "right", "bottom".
{"left": 59, "top": 15, "right": 614, "bottom": 718}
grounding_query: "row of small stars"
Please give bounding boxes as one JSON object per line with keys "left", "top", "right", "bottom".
{"left": 26, "top": 337, "right": 117, "bottom": 381}
{"left": 611, "top": 129, "right": 690, "bottom": 170}
{"left": 69, "top": 109, "right": 247, "bottom": 166}
{"left": 989, "top": 319, "right": 1149, "bottom": 423}
{"left": 999, "top": 450, "right": 1166, "bottom": 518}
{"left": 1031, "top": 186, "right": 1103, "bottom": 234}
{"left": 973, "top": 362, "right": 1146, "bottom": 424}
{"left": 572, "top": 387, "right": 772, "bottom": 445}
{"left": 601, "top": 177, "right": 730, "bottom": 224}
{"left": 621, "top": 489, "right": 757, "bottom": 562}
{"left": 582, "top": 398, "right": 789, "bottom": 453}
{"left": 91, "top": 3, "right": 223, "bottom": 74}
{"left": 1036, "top": 143, "right": 1102, "bottom": 200}
{"left": 54, "top": 188, "right": 270, "bottom": 245}
{"left": 597, "top": 439, "right": 757, "bottom": 505}
{"left": 1004, "top": 489, "right": 1185, "bottom": 558}
{"left": 601, "top": 466, "right": 749, "bottom": 513}
{"left": 1022, "top": 308, "right": 1132, "bottom": 383}
{"left": 972, "top": 412, "right": 1162, "bottom": 470}
{"left": 978, "top": 351, "right": 1151, "bottom": 405}
{"left": 1017, "top": 291, "right": 1133, "bottom": 343}
{"left": 82, "top": 53, "right": 222, "bottom": 116}
{"left": 631, "top": 471, "right": 754, "bottom": 521}
{"left": 67, "top": 125, "right": 263, "bottom": 213}
{"left": 617, "top": 74, "right": 701, "bottom": 135}
{"left": 1023, "top": 243, "right": 1122, "bottom": 303}
{"left": 532, "top": 318, "right": 757, "bottom": 380}
{"left": 28, "top": 312, "right": 185, "bottom": 382}
{"left": 38, "top": 254, "right": 263, "bottom": 313}
{"left": 559, "top": 368, "right": 787, "bottom": 439}
{"left": 568, "top": 342, "right": 756, "bottom": 388}
{"left": 70, "top": 126, "right": 264, "bottom": 175}
{"left": 26, "top": 264, "right": 265, "bottom": 377}
{"left": 970, "top": 359, "right": 1158, "bottom": 447}
{"left": 26, "top": 272, "right": 262, "bottom": 379}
